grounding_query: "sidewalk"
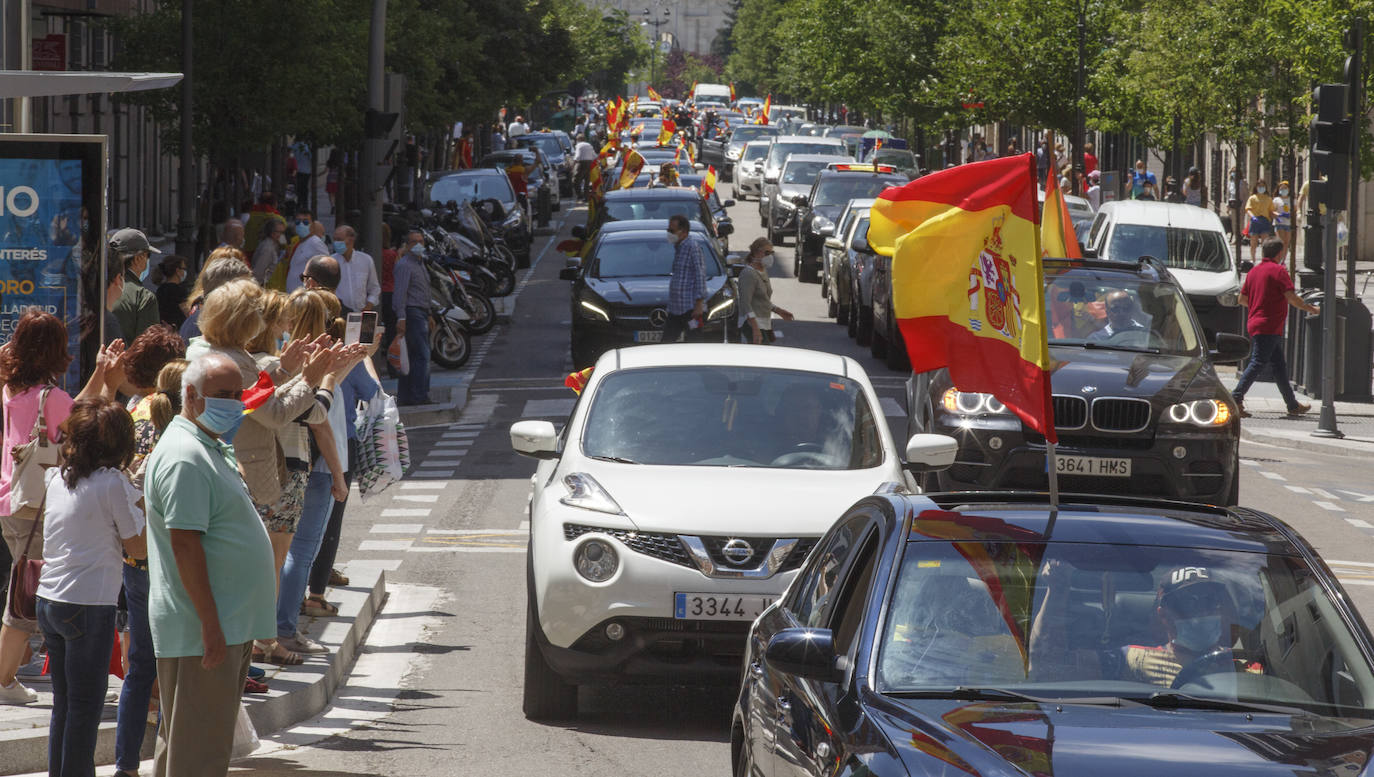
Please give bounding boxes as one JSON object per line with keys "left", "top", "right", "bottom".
{"left": 0, "top": 564, "right": 388, "bottom": 776}
{"left": 1223, "top": 370, "right": 1374, "bottom": 454}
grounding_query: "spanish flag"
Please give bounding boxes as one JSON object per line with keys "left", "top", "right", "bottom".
{"left": 674, "top": 134, "right": 695, "bottom": 165}
{"left": 242, "top": 371, "right": 275, "bottom": 414}
{"left": 617, "top": 150, "right": 646, "bottom": 190}
{"left": 729, "top": 83, "right": 737, "bottom": 102}
{"left": 757, "top": 95, "right": 771, "bottom": 125}
{"left": 700, "top": 165, "right": 718, "bottom": 199}
{"left": 1040, "top": 168, "right": 1082, "bottom": 259}
{"left": 868, "top": 154, "right": 1056, "bottom": 442}
{"left": 565, "top": 367, "right": 593, "bottom": 394}
{"left": 658, "top": 118, "right": 677, "bottom": 147}
{"left": 647, "top": 86, "right": 663, "bottom": 103}
{"left": 606, "top": 100, "right": 621, "bottom": 134}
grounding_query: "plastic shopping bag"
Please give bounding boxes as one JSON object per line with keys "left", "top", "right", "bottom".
{"left": 354, "top": 391, "right": 410, "bottom": 502}
{"left": 231, "top": 702, "right": 260, "bottom": 760}
{"left": 388, "top": 336, "right": 409, "bottom": 376}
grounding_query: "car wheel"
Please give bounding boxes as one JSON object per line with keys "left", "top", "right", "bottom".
{"left": 870, "top": 320, "right": 887, "bottom": 359}
{"left": 884, "top": 319, "right": 909, "bottom": 371}
{"left": 856, "top": 306, "right": 874, "bottom": 347}
{"left": 523, "top": 594, "right": 578, "bottom": 720}
{"left": 799, "top": 259, "right": 818, "bottom": 283}
{"left": 1224, "top": 458, "right": 1240, "bottom": 506}
{"left": 826, "top": 295, "right": 838, "bottom": 319}
{"left": 836, "top": 300, "right": 850, "bottom": 326}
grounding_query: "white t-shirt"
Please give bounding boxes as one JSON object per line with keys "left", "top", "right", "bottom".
{"left": 38, "top": 467, "right": 145, "bottom": 606}
{"left": 508, "top": 122, "right": 530, "bottom": 137}
{"left": 574, "top": 141, "right": 597, "bottom": 162}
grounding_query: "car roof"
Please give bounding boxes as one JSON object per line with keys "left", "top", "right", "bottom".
{"left": 785, "top": 153, "right": 850, "bottom": 166}
{"left": 1098, "top": 200, "right": 1226, "bottom": 231}
{"left": 1043, "top": 256, "right": 1173, "bottom": 282}
{"left": 597, "top": 219, "right": 709, "bottom": 235}
{"left": 609, "top": 343, "right": 865, "bottom": 378}
{"left": 427, "top": 168, "right": 506, "bottom": 181}
{"left": 815, "top": 170, "right": 904, "bottom": 184}
{"left": 770, "top": 136, "right": 844, "bottom": 145}
{"left": 909, "top": 493, "right": 1300, "bottom": 555}
{"left": 602, "top": 186, "right": 702, "bottom": 201}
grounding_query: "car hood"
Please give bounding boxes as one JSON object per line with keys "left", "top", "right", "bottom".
{"left": 1169, "top": 267, "right": 1241, "bottom": 296}
{"left": 1048, "top": 344, "right": 1218, "bottom": 405}
{"left": 582, "top": 464, "right": 894, "bottom": 535}
{"left": 811, "top": 205, "right": 844, "bottom": 222}
{"left": 585, "top": 275, "right": 726, "bottom": 305}
{"left": 872, "top": 697, "right": 1374, "bottom": 777}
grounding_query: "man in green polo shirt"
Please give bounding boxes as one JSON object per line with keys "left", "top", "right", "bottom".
{"left": 144, "top": 351, "right": 276, "bottom": 777}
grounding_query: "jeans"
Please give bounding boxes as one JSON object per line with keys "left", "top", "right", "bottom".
{"left": 115, "top": 564, "right": 157, "bottom": 772}
{"left": 278, "top": 470, "right": 334, "bottom": 639}
{"left": 1233, "top": 333, "right": 1301, "bottom": 410}
{"left": 37, "top": 598, "right": 116, "bottom": 777}
{"left": 661, "top": 311, "right": 702, "bottom": 344}
{"left": 309, "top": 439, "right": 358, "bottom": 597}
{"left": 398, "top": 307, "right": 431, "bottom": 405}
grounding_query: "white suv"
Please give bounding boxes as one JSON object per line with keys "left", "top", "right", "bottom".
{"left": 510, "top": 343, "right": 953, "bottom": 718}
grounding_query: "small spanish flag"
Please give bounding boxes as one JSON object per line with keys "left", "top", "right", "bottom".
{"left": 242, "top": 371, "right": 275, "bottom": 414}
{"left": 867, "top": 154, "right": 1056, "bottom": 442}
{"left": 757, "top": 95, "right": 771, "bottom": 125}
{"left": 658, "top": 118, "right": 677, "bottom": 147}
{"left": 647, "top": 86, "right": 663, "bottom": 103}
{"left": 729, "top": 83, "right": 737, "bottom": 102}
{"left": 618, "top": 150, "right": 646, "bottom": 190}
{"left": 565, "top": 367, "right": 593, "bottom": 395}
{"left": 1040, "top": 167, "right": 1082, "bottom": 259}
{"left": 701, "top": 165, "right": 718, "bottom": 199}
{"left": 675, "top": 134, "right": 694, "bottom": 165}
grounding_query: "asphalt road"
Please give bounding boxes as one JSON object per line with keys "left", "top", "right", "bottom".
{"left": 231, "top": 187, "right": 1374, "bottom": 777}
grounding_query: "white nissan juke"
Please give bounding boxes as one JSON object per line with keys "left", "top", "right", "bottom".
{"left": 510, "top": 344, "right": 955, "bottom": 719}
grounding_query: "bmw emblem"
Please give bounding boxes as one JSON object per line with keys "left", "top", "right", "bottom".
{"left": 649, "top": 308, "right": 668, "bottom": 328}
{"left": 721, "top": 539, "right": 754, "bottom": 566}
{"left": 1081, "top": 386, "right": 1097, "bottom": 394}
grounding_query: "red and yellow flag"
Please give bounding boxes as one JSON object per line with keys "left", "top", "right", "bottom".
{"left": 618, "top": 150, "right": 646, "bottom": 190}
{"left": 674, "top": 134, "right": 694, "bottom": 165}
{"left": 757, "top": 95, "right": 771, "bottom": 125}
{"left": 658, "top": 118, "right": 677, "bottom": 147}
{"left": 1040, "top": 168, "right": 1082, "bottom": 259}
{"left": 565, "top": 367, "right": 593, "bottom": 394}
{"left": 647, "top": 86, "right": 663, "bottom": 103}
{"left": 868, "top": 154, "right": 1056, "bottom": 442}
{"left": 701, "top": 165, "right": 718, "bottom": 199}
{"left": 729, "top": 83, "right": 737, "bottom": 102}
{"left": 242, "top": 371, "right": 275, "bottom": 414}
{"left": 690, "top": 81, "right": 698, "bottom": 101}
{"left": 614, "top": 96, "right": 629, "bottom": 131}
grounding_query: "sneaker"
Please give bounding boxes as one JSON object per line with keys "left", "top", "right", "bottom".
{"left": 1235, "top": 399, "right": 1252, "bottom": 418}
{"left": 0, "top": 679, "right": 37, "bottom": 705}
{"left": 278, "top": 633, "right": 328, "bottom": 655}
{"left": 247, "top": 664, "right": 266, "bottom": 680}
{"left": 15, "top": 653, "right": 48, "bottom": 682}
{"left": 1287, "top": 402, "right": 1312, "bottom": 416}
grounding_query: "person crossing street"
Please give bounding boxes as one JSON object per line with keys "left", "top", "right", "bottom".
{"left": 1233, "top": 238, "right": 1320, "bottom": 418}
{"left": 662, "top": 215, "right": 705, "bottom": 344}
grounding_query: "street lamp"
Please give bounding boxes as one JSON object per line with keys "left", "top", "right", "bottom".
{"left": 1073, "top": 0, "right": 1087, "bottom": 196}
{"left": 642, "top": 6, "right": 670, "bottom": 90}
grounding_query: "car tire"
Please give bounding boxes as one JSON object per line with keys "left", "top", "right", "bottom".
{"left": 870, "top": 323, "right": 887, "bottom": 359}
{"left": 523, "top": 593, "right": 578, "bottom": 720}
{"left": 799, "top": 259, "right": 818, "bottom": 283}
{"left": 836, "top": 300, "right": 850, "bottom": 326}
{"left": 884, "top": 319, "right": 909, "bottom": 371}
{"left": 1224, "top": 460, "right": 1240, "bottom": 506}
{"left": 733, "top": 739, "right": 752, "bottom": 777}
{"left": 770, "top": 223, "right": 785, "bottom": 249}
{"left": 856, "top": 306, "right": 874, "bottom": 347}
{"left": 430, "top": 321, "right": 471, "bottom": 369}
{"left": 826, "top": 296, "right": 838, "bottom": 319}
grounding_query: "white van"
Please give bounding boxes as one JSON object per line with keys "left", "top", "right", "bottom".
{"left": 693, "top": 83, "right": 732, "bottom": 106}
{"left": 1086, "top": 200, "right": 1243, "bottom": 343}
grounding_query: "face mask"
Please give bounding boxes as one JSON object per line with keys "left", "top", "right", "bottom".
{"left": 333, "top": 240, "right": 347, "bottom": 253}
{"left": 1279, "top": 187, "right": 1289, "bottom": 196}
{"left": 139, "top": 264, "right": 151, "bottom": 283}
{"left": 760, "top": 253, "right": 775, "bottom": 269}
{"left": 409, "top": 242, "right": 425, "bottom": 256}
{"left": 667, "top": 232, "right": 682, "bottom": 245}
{"left": 277, "top": 233, "right": 287, "bottom": 246}
{"left": 197, "top": 396, "right": 245, "bottom": 441}
{"left": 1256, "top": 186, "right": 1267, "bottom": 194}
{"left": 1173, "top": 615, "right": 1222, "bottom": 653}
{"left": 276, "top": 332, "right": 289, "bottom": 352}
{"left": 296, "top": 222, "right": 310, "bottom": 238}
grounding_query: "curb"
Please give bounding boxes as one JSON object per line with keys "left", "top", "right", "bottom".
{"left": 1240, "top": 425, "right": 1374, "bottom": 456}
{"left": 395, "top": 379, "right": 472, "bottom": 429}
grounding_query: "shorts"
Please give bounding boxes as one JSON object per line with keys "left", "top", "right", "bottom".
{"left": 1, "top": 514, "right": 43, "bottom": 633}
{"left": 1249, "top": 216, "right": 1273, "bottom": 237}
{"left": 256, "top": 469, "right": 310, "bottom": 534}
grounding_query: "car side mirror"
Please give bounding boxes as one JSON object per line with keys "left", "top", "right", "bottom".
{"left": 1240, "top": 260, "right": 1254, "bottom": 273}
{"left": 1210, "top": 333, "right": 1251, "bottom": 364}
{"left": 824, "top": 237, "right": 844, "bottom": 251}
{"left": 570, "top": 225, "right": 586, "bottom": 239}
{"left": 722, "top": 199, "right": 736, "bottom": 208}
{"left": 904, "top": 434, "right": 958, "bottom": 473}
{"left": 816, "top": 224, "right": 835, "bottom": 237}
{"left": 717, "top": 222, "right": 735, "bottom": 237}
{"left": 765, "top": 628, "right": 843, "bottom": 683}
{"left": 792, "top": 195, "right": 809, "bottom": 206}
{"left": 851, "top": 237, "right": 869, "bottom": 253}
{"left": 764, "top": 176, "right": 778, "bottom": 184}
{"left": 510, "top": 420, "right": 560, "bottom": 460}
{"left": 558, "top": 267, "right": 579, "bottom": 281}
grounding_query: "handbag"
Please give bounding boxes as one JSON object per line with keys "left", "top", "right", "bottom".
{"left": 6, "top": 489, "right": 46, "bottom": 622}
{"left": 354, "top": 391, "right": 409, "bottom": 503}
{"left": 8, "top": 385, "right": 59, "bottom": 516}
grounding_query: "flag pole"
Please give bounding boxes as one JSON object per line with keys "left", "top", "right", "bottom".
{"left": 1046, "top": 440, "right": 1060, "bottom": 512}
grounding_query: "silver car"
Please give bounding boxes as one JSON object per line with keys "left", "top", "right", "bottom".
{"left": 732, "top": 141, "right": 770, "bottom": 202}
{"left": 823, "top": 200, "right": 873, "bottom": 324}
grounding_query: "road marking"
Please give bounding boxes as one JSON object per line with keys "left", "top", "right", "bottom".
{"left": 392, "top": 494, "right": 439, "bottom": 503}
{"left": 401, "top": 482, "right": 448, "bottom": 490}
{"left": 1328, "top": 559, "right": 1374, "bottom": 568}
{"left": 1285, "top": 485, "right": 1311, "bottom": 494}
{"left": 408, "top": 546, "right": 526, "bottom": 554}
{"left": 1259, "top": 471, "right": 1286, "bottom": 481}
{"left": 359, "top": 539, "right": 414, "bottom": 551}
{"left": 341, "top": 558, "right": 403, "bottom": 572}
{"left": 1315, "top": 501, "right": 1346, "bottom": 512}
{"left": 1239, "top": 459, "right": 1259, "bottom": 467}
{"left": 1339, "top": 578, "right": 1374, "bottom": 587}
{"left": 879, "top": 397, "right": 906, "bottom": 417}
{"left": 410, "top": 470, "right": 456, "bottom": 479}
{"left": 381, "top": 508, "right": 432, "bottom": 517}
{"left": 1348, "top": 518, "right": 1374, "bottom": 529}
{"left": 425, "top": 528, "right": 528, "bottom": 535}
{"left": 442, "top": 431, "right": 480, "bottom": 439}
{"left": 371, "top": 523, "right": 424, "bottom": 533}
{"left": 519, "top": 520, "right": 530, "bottom": 531}
{"left": 521, "top": 398, "right": 577, "bottom": 417}
{"left": 422, "top": 459, "right": 465, "bottom": 467}
{"left": 1339, "top": 489, "right": 1374, "bottom": 503}
{"left": 1311, "top": 487, "right": 1339, "bottom": 500}
{"left": 434, "top": 439, "right": 473, "bottom": 447}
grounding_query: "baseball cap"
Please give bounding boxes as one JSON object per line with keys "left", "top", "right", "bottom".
{"left": 109, "top": 228, "right": 161, "bottom": 255}
{"left": 1088, "top": 170, "right": 1100, "bottom": 181}
{"left": 1158, "top": 566, "right": 1228, "bottom": 614}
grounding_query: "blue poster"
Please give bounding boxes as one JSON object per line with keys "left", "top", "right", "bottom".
{"left": 0, "top": 158, "right": 84, "bottom": 390}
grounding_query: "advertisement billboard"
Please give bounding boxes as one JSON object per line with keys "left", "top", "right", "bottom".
{"left": 0, "top": 135, "right": 106, "bottom": 391}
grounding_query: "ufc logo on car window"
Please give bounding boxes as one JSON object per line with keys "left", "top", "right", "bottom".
{"left": 1170, "top": 567, "right": 1209, "bottom": 586}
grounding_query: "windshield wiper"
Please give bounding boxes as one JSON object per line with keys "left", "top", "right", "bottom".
{"left": 589, "top": 455, "right": 640, "bottom": 465}
{"left": 1078, "top": 341, "right": 1162, "bottom": 354}
{"left": 1127, "top": 691, "right": 1311, "bottom": 717}
{"left": 886, "top": 686, "right": 1123, "bottom": 706}
{"left": 617, "top": 281, "right": 633, "bottom": 301}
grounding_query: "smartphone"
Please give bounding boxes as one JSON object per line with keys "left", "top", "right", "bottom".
{"left": 344, "top": 312, "right": 363, "bottom": 345}
{"left": 359, "top": 310, "right": 378, "bottom": 344}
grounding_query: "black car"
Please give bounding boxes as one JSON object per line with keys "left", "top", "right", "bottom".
{"left": 479, "top": 149, "right": 557, "bottom": 213}
{"left": 701, "top": 124, "right": 779, "bottom": 177}
{"left": 577, "top": 186, "right": 734, "bottom": 258}
{"left": 904, "top": 258, "right": 1250, "bottom": 505}
{"left": 511, "top": 132, "right": 573, "bottom": 198}
{"left": 735, "top": 490, "right": 1374, "bottom": 777}
{"left": 794, "top": 165, "right": 905, "bottom": 283}
{"left": 421, "top": 169, "right": 531, "bottom": 265}
{"left": 560, "top": 221, "right": 737, "bottom": 367}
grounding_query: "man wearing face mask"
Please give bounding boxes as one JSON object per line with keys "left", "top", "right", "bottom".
{"left": 392, "top": 231, "right": 432, "bottom": 405}
{"left": 142, "top": 351, "right": 277, "bottom": 776}
{"left": 1130, "top": 160, "right": 1157, "bottom": 200}
{"left": 110, "top": 228, "right": 162, "bottom": 342}
{"left": 251, "top": 220, "right": 288, "bottom": 285}
{"left": 737, "top": 237, "right": 794, "bottom": 344}
{"left": 286, "top": 219, "right": 330, "bottom": 293}
{"left": 663, "top": 215, "right": 706, "bottom": 344}
{"left": 331, "top": 225, "right": 380, "bottom": 313}
{"left": 1121, "top": 566, "right": 1258, "bottom": 687}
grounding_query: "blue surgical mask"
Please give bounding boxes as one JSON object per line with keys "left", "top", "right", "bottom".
{"left": 409, "top": 242, "right": 425, "bottom": 256}
{"left": 333, "top": 240, "right": 347, "bottom": 253}
{"left": 139, "top": 264, "right": 151, "bottom": 283}
{"left": 276, "top": 332, "right": 289, "bottom": 352}
{"left": 1173, "top": 615, "right": 1222, "bottom": 653}
{"left": 296, "top": 222, "right": 310, "bottom": 239}
{"left": 197, "top": 396, "right": 245, "bottom": 441}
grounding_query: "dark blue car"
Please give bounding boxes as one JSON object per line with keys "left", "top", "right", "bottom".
{"left": 734, "top": 491, "right": 1374, "bottom": 776}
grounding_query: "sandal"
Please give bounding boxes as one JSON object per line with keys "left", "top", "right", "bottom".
{"left": 329, "top": 569, "right": 350, "bottom": 586}
{"left": 254, "top": 639, "right": 304, "bottom": 666}
{"left": 301, "top": 596, "right": 339, "bottom": 617}
{"left": 243, "top": 676, "right": 269, "bottom": 694}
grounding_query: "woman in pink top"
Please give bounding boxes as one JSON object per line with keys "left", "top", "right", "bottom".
{"left": 0, "top": 311, "right": 125, "bottom": 705}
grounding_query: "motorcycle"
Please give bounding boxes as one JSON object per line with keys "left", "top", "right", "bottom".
{"left": 425, "top": 257, "right": 472, "bottom": 369}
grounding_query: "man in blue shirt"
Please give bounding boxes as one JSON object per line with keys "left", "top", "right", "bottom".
{"left": 1131, "top": 160, "right": 1157, "bottom": 200}
{"left": 663, "top": 214, "right": 706, "bottom": 344}
{"left": 392, "top": 230, "right": 432, "bottom": 405}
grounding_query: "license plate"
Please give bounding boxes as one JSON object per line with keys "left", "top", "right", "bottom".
{"left": 635, "top": 330, "right": 663, "bottom": 343}
{"left": 1055, "top": 455, "right": 1132, "bottom": 477}
{"left": 674, "top": 593, "right": 775, "bottom": 621}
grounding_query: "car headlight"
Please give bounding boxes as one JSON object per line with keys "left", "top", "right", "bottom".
{"left": 503, "top": 210, "right": 523, "bottom": 228}
{"left": 1165, "top": 399, "right": 1232, "bottom": 427}
{"left": 942, "top": 389, "right": 1008, "bottom": 415}
{"left": 578, "top": 299, "right": 611, "bottom": 322}
{"left": 559, "top": 473, "right": 624, "bottom": 514}
{"left": 1217, "top": 291, "right": 1240, "bottom": 307}
{"left": 708, "top": 298, "right": 735, "bottom": 320}
{"left": 573, "top": 538, "right": 619, "bottom": 582}
{"left": 812, "top": 215, "right": 834, "bottom": 233}
{"left": 727, "top": 148, "right": 742, "bottom": 160}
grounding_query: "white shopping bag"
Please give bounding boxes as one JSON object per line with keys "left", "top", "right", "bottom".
{"left": 355, "top": 391, "right": 410, "bottom": 502}
{"left": 231, "top": 702, "right": 260, "bottom": 760}
{"left": 388, "top": 337, "right": 409, "bottom": 376}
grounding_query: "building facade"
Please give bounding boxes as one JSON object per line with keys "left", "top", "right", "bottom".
{"left": 586, "top": 0, "right": 733, "bottom": 56}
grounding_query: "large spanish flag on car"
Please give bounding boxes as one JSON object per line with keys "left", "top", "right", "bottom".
{"left": 1041, "top": 168, "right": 1082, "bottom": 259}
{"left": 868, "top": 153, "right": 1056, "bottom": 442}
{"left": 617, "top": 149, "right": 646, "bottom": 190}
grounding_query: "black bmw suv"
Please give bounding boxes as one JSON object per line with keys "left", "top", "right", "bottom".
{"left": 905, "top": 257, "right": 1251, "bottom": 505}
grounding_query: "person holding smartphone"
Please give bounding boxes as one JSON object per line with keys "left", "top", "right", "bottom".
{"left": 391, "top": 231, "right": 432, "bottom": 405}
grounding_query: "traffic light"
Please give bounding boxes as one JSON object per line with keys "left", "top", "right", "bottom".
{"left": 1310, "top": 84, "right": 1350, "bottom": 210}
{"left": 364, "top": 108, "right": 399, "bottom": 140}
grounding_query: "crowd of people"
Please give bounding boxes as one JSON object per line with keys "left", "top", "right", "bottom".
{"left": 0, "top": 217, "right": 392, "bottom": 776}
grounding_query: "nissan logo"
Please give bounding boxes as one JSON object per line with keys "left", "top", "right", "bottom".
{"left": 721, "top": 539, "right": 754, "bottom": 566}
{"left": 649, "top": 308, "right": 668, "bottom": 328}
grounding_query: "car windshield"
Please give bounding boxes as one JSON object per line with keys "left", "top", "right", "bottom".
{"left": 603, "top": 197, "right": 703, "bottom": 224}
{"left": 591, "top": 234, "right": 724, "bottom": 278}
{"left": 1106, "top": 224, "right": 1231, "bottom": 273}
{"left": 1044, "top": 271, "right": 1203, "bottom": 355}
{"left": 582, "top": 367, "right": 884, "bottom": 469}
{"left": 783, "top": 161, "right": 832, "bottom": 185}
{"left": 514, "top": 135, "right": 562, "bottom": 159}
{"left": 876, "top": 530, "right": 1374, "bottom": 717}
{"left": 427, "top": 175, "right": 514, "bottom": 205}
{"left": 730, "top": 126, "right": 776, "bottom": 145}
{"left": 742, "top": 143, "right": 769, "bottom": 162}
{"left": 814, "top": 176, "right": 903, "bottom": 206}
{"left": 874, "top": 149, "right": 916, "bottom": 167}
{"left": 768, "top": 143, "right": 845, "bottom": 170}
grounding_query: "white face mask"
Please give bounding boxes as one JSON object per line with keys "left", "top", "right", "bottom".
{"left": 760, "top": 252, "right": 775, "bottom": 270}
{"left": 667, "top": 231, "right": 683, "bottom": 245}
{"left": 1256, "top": 186, "right": 1267, "bottom": 194}
{"left": 1279, "top": 187, "right": 1289, "bottom": 196}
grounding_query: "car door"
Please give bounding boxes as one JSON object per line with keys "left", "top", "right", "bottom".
{"left": 755, "top": 512, "right": 876, "bottom": 776}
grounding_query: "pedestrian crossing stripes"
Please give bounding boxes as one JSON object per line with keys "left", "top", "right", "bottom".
{"left": 520, "top": 398, "right": 577, "bottom": 418}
